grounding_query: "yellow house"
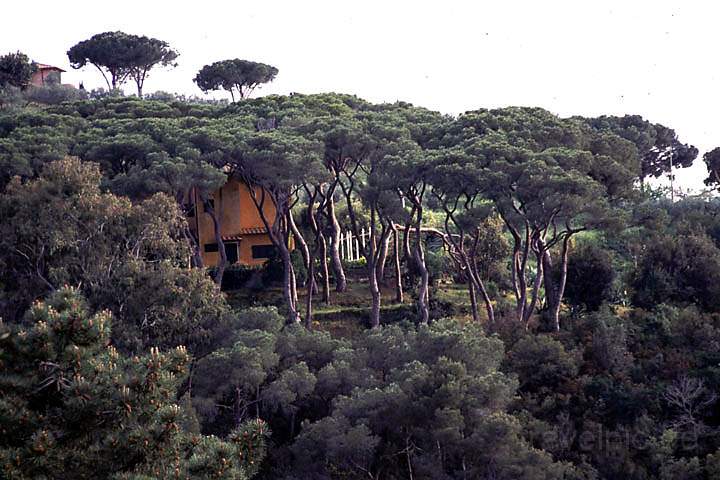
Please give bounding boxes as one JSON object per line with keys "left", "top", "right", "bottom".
{"left": 188, "top": 177, "right": 279, "bottom": 267}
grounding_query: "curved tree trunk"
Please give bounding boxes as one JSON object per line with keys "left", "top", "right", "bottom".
{"left": 281, "top": 246, "right": 301, "bottom": 324}
{"left": 542, "top": 249, "right": 558, "bottom": 314}
{"left": 403, "top": 221, "right": 417, "bottom": 288}
{"left": 288, "top": 211, "right": 316, "bottom": 293}
{"left": 549, "top": 235, "right": 572, "bottom": 332}
{"left": 377, "top": 232, "right": 391, "bottom": 284}
{"left": 289, "top": 258, "right": 298, "bottom": 311}
{"left": 364, "top": 211, "right": 389, "bottom": 329}
{"left": 470, "top": 268, "right": 495, "bottom": 325}
{"left": 466, "top": 233, "right": 495, "bottom": 325}
{"left": 413, "top": 217, "right": 430, "bottom": 324}
{"left": 327, "top": 195, "right": 347, "bottom": 292}
{"left": 205, "top": 202, "right": 226, "bottom": 286}
{"left": 393, "top": 226, "right": 403, "bottom": 303}
{"left": 468, "top": 280, "right": 479, "bottom": 323}
{"left": 319, "top": 233, "right": 330, "bottom": 304}
{"left": 368, "top": 256, "right": 382, "bottom": 328}
{"left": 308, "top": 187, "right": 331, "bottom": 305}
{"left": 523, "top": 249, "right": 544, "bottom": 329}
{"left": 504, "top": 219, "right": 530, "bottom": 325}
{"left": 183, "top": 225, "right": 204, "bottom": 269}
{"left": 245, "top": 186, "right": 300, "bottom": 324}
{"left": 305, "top": 255, "right": 315, "bottom": 329}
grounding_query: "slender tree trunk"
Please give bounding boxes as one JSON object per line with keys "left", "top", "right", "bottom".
{"left": 468, "top": 279, "right": 479, "bottom": 323}
{"left": 327, "top": 195, "right": 347, "bottom": 292}
{"left": 282, "top": 247, "right": 301, "bottom": 324}
{"left": 463, "top": 259, "right": 495, "bottom": 325}
{"left": 183, "top": 225, "right": 204, "bottom": 269}
{"left": 413, "top": 209, "right": 430, "bottom": 324}
{"left": 403, "top": 222, "right": 413, "bottom": 264}
{"left": 511, "top": 250, "right": 525, "bottom": 323}
{"left": 550, "top": 235, "right": 572, "bottom": 332}
{"left": 307, "top": 187, "right": 331, "bottom": 304}
{"left": 245, "top": 186, "right": 300, "bottom": 324}
{"left": 507, "top": 221, "right": 530, "bottom": 325}
{"left": 523, "top": 249, "right": 544, "bottom": 329}
{"left": 288, "top": 211, "right": 309, "bottom": 269}
{"left": 319, "top": 234, "right": 330, "bottom": 304}
{"left": 472, "top": 269, "right": 495, "bottom": 325}
{"left": 205, "top": 203, "right": 226, "bottom": 286}
{"left": 288, "top": 211, "right": 315, "bottom": 291}
{"left": 542, "top": 249, "right": 559, "bottom": 313}
{"left": 369, "top": 256, "right": 382, "bottom": 328}
{"left": 305, "top": 255, "right": 315, "bottom": 329}
{"left": 377, "top": 232, "right": 391, "bottom": 283}
{"left": 403, "top": 222, "right": 416, "bottom": 287}
{"left": 467, "top": 234, "right": 495, "bottom": 325}
{"left": 365, "top": 210, "right": 386, "bottom": 329}
{"left": 289, "top": 259, "right": 298, "bottom": 310}
{"left": 393, "top": 226, "right": 403, "bottom": 303}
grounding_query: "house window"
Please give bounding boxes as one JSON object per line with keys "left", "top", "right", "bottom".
{"left": 226, "top": 242, "right": 239, "bottom": 264}
{"left": 184, "top": 203, "right": 195, "bottom": 217}
{"left": 204, "top": 243, "right": 218, "bottom": 253}
{"left": 203, "top": 199, "right": 214, "bottom": 212}
{"left": 252, "top": 244, "right": 276, "bottom": 259}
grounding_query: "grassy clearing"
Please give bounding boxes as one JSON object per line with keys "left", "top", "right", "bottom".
{"left": 224, "top": 279, "right": 486, "bottom": 338}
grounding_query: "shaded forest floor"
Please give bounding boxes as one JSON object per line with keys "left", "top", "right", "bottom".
{"left": 225, "top": 279, "right": 481, "bottom": 338}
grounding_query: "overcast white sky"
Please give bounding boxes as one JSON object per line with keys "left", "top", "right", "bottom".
{"left": 2, "top": 1, "right": 718, "bottom": 191}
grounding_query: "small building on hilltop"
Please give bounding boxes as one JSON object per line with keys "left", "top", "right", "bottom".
{"left": 188, "top": 177, "right": 280, "bottom": 267}
{"left": 30, "top": 63, "right": 65, "bottom": 86}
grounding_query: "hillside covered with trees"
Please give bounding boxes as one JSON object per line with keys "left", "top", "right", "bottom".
{"left": 2, "top": 42, "right": 720, "bottom": 479}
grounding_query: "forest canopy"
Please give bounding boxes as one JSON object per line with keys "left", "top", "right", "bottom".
{"left": 1, "top": 91, "right": 719, "bottom": 480}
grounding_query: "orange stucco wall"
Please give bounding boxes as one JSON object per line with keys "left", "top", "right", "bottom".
{"left": 189, "top": 177, "right": 282, "bottom": 267}
{"left": 30, "top": 69, "right": 62, "bottom": 87}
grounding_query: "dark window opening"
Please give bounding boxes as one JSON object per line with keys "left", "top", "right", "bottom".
{"left": 184, "top": 203, "right": 195, "bottom": 217}
{"left": 203, "top": 199, "right": 215, "bottom": 212}
{"left": 252, "top": 244, "right": 276, "bottom": 259}
{"left": 204, "top": 243, "right": 218, "bottom": 253}
{"left": 226, "top": 242, "right": 239, "bottom": 264}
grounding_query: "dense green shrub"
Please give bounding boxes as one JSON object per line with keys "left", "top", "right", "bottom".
{"left": 0, "top": 288, "right": 267, "bottom": 480}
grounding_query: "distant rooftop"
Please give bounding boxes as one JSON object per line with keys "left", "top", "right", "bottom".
{"left": 35, "top": 63, "right": 66, "bottom": 72}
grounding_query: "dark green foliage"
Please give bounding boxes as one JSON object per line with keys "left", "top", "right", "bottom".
{"left": 289, "top": 321, "right": 571, "bottom": 479}
{"left": 24, "top": 84, "right": 86, "bottom": 105}
{"left": 632, "top": 233, "right": 720, "bottom": 312}
{"left": 0, "top": 158, "right": 231, "bottom": 356}
{"left": 582, "top": 114, "right": 698, "bottom": 183}
{"left": 67, "top": 31, "right": 178, "bottom": 96}
{"left": 2, "top": 93, "right": 720, "bottom": 479}
{"left": 704, "top": 147, "right": 720, "bottom": 189}
{"left": 0, "top": 51, "right": 36, "bottom": 88}
{"left": 563, "top": 242, "right": 616, "bottom": 312}
{"left": 507, "top": 334, "right": 581, "bottom": 393}
{"left": 194, "top": 60, "right": 278, "bottom": 101}
{"left": 191, "top": 306, "right": 344, "bottom": 437}
{"left": 0, "top": 288, "right": 267, "bottom": 479}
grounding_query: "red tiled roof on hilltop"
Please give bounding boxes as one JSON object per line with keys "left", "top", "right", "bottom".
{"left": 35, "top": 63, "right": 66, "bottom": 72}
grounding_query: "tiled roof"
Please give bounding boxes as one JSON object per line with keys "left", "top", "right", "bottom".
{"left": 221, "top": 227, "right": 268, "bottom": 241}
{"left": 238, "top": 227, "right": 268, "bottom": 235}
{"left": 35, "top": 63, "right": 66, "bottom": 72}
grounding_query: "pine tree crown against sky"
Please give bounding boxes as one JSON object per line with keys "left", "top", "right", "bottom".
{"left": 3, "top": 0, "right": 717, "bottom": 191}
